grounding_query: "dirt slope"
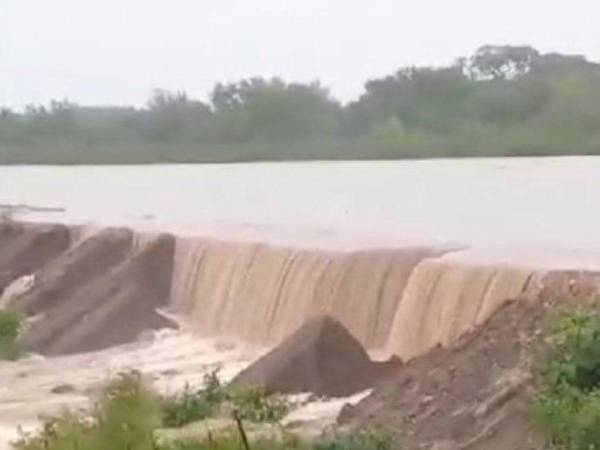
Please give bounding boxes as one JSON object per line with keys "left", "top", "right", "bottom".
{"left": 0, "top": 222, "right": 70, "bottom": 295}
{"left": 6, "top": 227, "right": 177, "bottom": 355}
{"left": 339, "top": 271, "right": 600, "bottom": 450}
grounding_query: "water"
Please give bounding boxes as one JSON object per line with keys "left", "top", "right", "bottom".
{"left": 2, "top": 157, "right": 600, "bottom": 447}
{"left": 1, "top": 156, "right": 600, "bottom": 267}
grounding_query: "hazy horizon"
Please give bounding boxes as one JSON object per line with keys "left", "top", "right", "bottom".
{"left": 1, "top": 0, "right": 599, "bottom": 109}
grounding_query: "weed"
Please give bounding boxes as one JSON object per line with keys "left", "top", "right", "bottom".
{"left": 533, "top": 302, "right": 600, "bottom": 450}
{"left": 163, "top": 369, "right": 227, "bottom": 427}
{"left": 314, "top": 426, "right": 397, "bottom": 450}
{"left": 229, "top": 386, "right": 290, "bottom": 423}
{"left": 163, "top": 370, "right": 290, "bottom": 427}
{"left": 0, "top": 310, "right": 24, "bottom": 360}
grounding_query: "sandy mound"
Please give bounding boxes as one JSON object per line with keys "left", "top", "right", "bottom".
{"left": 339, "top": 271, "right": 600, "bottom": 450}
{"left": 0, "top": 222, "right": 70, "bottom": 295}
{"left": 231, "top": 316, "right": 400, "bottom": 397}
{"left": 8, "top": 228, "right": 176, "bottom": 355}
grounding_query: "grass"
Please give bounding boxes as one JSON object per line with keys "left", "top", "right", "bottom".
{"left": 0, "top": 310, "right": 24, "bottom": 360}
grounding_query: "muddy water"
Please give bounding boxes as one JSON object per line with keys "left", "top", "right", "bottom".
{"left": 2, "top": 157, "right": 600, "bottom": 447}
{"left": 1, "top": 157, "right": 600, "bottom": 266}
{"left": 0, "top": 330, "right": 263, "bottom": 447}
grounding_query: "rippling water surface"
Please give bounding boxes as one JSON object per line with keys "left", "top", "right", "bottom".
{"left": 1, "top": 157, "right": 600, "bottom": 267}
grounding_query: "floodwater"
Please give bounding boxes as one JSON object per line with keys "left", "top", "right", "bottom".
{"left": 1, "top": 156, "right": 600, "bottom": 268}
{"left": 2, "top": 156, "right": 600, "bottom": 447}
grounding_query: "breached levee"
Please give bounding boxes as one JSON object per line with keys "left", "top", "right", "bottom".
{"left": 1, "top": 221, "right": 547, "bottom": 361}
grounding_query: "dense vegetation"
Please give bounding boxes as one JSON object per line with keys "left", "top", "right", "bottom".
{"left": 533, "top": 302, "right": 600, "bottom": 449}
{"left": 2, "top": 45, "right": 600, "bottom": 164}
{"left": 13, "top": 371, "right": 396, "bottom": 450}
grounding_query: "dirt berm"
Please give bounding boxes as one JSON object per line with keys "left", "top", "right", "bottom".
{"left": 231, "top": 316, "right": 401, "bottom": 397}
{"left": 8, "top": 227, "right": 176, "bottom": 355}
{"left": 339, "top": 271, "right": 600, "bottom": 450}
{"left": 0, "top": 222, "right": 70, "bottom": 295}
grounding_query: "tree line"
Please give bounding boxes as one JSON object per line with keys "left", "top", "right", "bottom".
{"left": 2, "top": 44, "right": 600, "bottom": 164}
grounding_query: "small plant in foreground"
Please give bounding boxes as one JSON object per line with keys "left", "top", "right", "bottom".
{"left": 230, "top": 386, "right": 291, "bottom": 423}
{"left": 533, "top": 302, "right": 600, "bottom": 450}
{"left": 163, "top": 369, "right": 290, "bottom": 427}
{"left": 0, "top": 310, "right": 24, "bottom": 360}
{"left": 161, "top": 431, "right": 308, "bottom": 450}
{"left": 314, "top": 426, "right": 397, "bottom": 450}
{"left": 163, "top": 369, "right": 227, "bottom": 427}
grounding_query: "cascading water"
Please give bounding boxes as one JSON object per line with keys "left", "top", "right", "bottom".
{"left": 384, "top": 259, "right": 534, "bottom": 359}
{"left": 168, "top": 235, "right": 534, "bottom": 359}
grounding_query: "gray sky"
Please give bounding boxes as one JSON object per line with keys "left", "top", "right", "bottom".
{"left": 1, "top": 0, "right": 598, "bottom": 109}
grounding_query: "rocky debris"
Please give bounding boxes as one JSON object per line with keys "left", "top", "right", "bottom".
{"left": 231, "top": 316, "right": 401, "bottom": 397}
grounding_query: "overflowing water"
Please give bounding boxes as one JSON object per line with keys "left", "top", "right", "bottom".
{"left": 1, "top": 157, "right": 600, "bottom": 447}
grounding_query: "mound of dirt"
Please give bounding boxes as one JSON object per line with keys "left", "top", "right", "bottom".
{"left": 8, "top": 228, "right": 176, "bottom": 355}
{"left": 0, "top": 222, "right": 70, "bottom": 295}
{"left": 231, "top": 316, "right": 400, "bottom": 397}
{"left": 338, "top": 272, "right": 600, "bottom": 450}
{"left": 16, "top": 227, "right": 134, "bottom": 314}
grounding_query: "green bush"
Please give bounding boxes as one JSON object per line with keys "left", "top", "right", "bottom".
{"left": 163, "top": 370, "right": 226, "bottom": 427}
{"left": 229, "top": 386, "right": 290, "bottom": 423}
{"left": 163, "top": 370, "right": 290, "bottom": 428}
{"left": 0, "top": 310, "right": 24, "bottom": 360}
{"left": 533, "top": 304, "right": 600, "bottom": 449}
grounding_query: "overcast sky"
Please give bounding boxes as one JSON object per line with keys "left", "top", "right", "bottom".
{"left": 0, "top": 0, "right": 598, "bottom": 109}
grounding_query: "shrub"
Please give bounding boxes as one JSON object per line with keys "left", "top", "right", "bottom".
{"left": 229, "top": 386, "right": 290, "bottom": 423}
{"left": 162, "top": 369, "right": 227, "bottom": 427}
{"left": 163, "top": 370, "right": 290, "bottom": 427}
{"left": 532, "top": 303, "right": 600, "bottom": 450}
{"left": 0, "top": 310, "right": 24, "bottom": 360}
